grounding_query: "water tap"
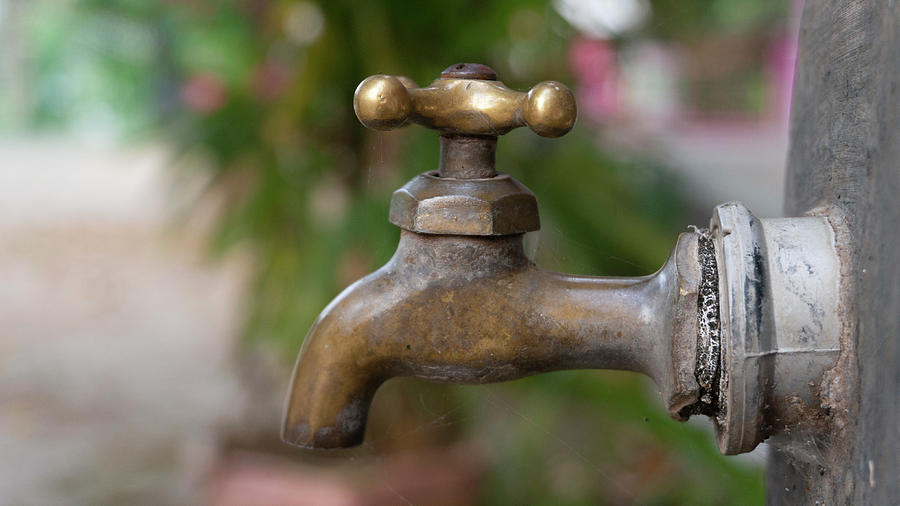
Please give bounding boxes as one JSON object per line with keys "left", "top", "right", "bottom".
{"left": 282, "top": 63, "right": 845, "bottom": 456}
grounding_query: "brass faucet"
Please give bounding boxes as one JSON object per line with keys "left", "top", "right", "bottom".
{"left": 282, "top": 62, "right": 847, "bottom": 458}
{"left": 282, "top": 63, "right": 712, "bottom": 449}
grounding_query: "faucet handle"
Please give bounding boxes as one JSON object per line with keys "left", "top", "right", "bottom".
{"left": 353, "top": 63, "right": 577, "bottom": 138}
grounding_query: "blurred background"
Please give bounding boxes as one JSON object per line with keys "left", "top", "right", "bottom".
{"left": 0, "top": 0, "right": 799, "bottom": 504}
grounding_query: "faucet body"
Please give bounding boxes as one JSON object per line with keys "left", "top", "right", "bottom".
{"left": 283, "top": 230, "right": 704, "bottom": 448}
{"left": 283, "top": 64, "right": 845, "bottom": 456}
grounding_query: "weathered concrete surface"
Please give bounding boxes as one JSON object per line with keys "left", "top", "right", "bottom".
{"left": 774, "top": 1, "right": 900, "bottom": 503}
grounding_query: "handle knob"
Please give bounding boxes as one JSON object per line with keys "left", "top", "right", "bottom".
{"left": 353, "top": 63, "right": 577, "bottom": 138}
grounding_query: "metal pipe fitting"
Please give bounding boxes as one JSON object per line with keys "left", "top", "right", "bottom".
{"left": 708, "top": 203, "right": 842, "bottom": 454}
{"left": 438, "top": 135, "right": 497, "bottom": 179}
{"left": 282, "top": 201, "right": 846, "bottom": 454}
{"left": 388, "top": 171, "right": 539, "bottom": 236}
{"left": 282, "top": 230, "right": 706, "bottom": 449}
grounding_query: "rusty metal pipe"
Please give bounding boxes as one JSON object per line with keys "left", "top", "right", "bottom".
{"left": 282, "top": 230, "right": 702, "bottom": 449}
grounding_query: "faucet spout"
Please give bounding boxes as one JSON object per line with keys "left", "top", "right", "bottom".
{"left": 283, "top": 230, "right": 703, "bottom": 449}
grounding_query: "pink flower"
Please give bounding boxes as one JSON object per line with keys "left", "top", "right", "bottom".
{"left": 180, "top": 73, "right": 227, "bottom": 114}
{"left": 569, "top": 37, "right": 620, "bottom": 121}
{"left": 251, "top": 62, "right": 292, "bottom": 102}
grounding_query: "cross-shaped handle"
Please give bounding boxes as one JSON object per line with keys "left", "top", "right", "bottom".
{"left": 353, "top": 63, "right": 577, "bottom": 138}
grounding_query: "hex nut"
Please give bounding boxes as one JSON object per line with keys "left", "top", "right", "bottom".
{"left": 389, "top": 172, "right": 540, "bottom": 236}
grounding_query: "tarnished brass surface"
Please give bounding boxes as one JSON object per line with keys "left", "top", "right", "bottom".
{"left": 353, "top": 64, "right": 575, "bottom": 235}
{"left": 353, "top": 74, "right": 576, "bottom": 138}
{"left": 283, "top": 63, "right": 705, "bottom": 451}
{"left": 438, "top": 135, "right": 497, "bottom": 179}
{"left": 389, "top": 171, "right": 539, "bottom": 235}
{"left": 440, "top": 62, "right": 498, "bottom": 80}
{"left": 282, "top": 230, "right": 703, "bottom": 449}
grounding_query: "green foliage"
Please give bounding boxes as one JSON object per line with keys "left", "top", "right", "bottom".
{"left": 471, "top": 371, "right": 765, "bottom": 505}
{"left": 647, "top": 0, "right": 788, "bottom": 40}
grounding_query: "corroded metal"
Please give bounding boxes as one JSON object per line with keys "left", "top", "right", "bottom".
{"left": 687, "top": 229, "right": 721, "bottom": 417}
{"left": 389, "top": 171, "right": 539, "bottom": 235}
{"left": 282, "top": 230, "right": 704, "bottom": 449}
{"left": 709, "top": 203, "right": 842, "bottom": 455}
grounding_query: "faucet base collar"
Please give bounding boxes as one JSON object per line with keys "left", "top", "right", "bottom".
{"left": 709, "top": 203, "right": 842, "bottom": 455}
